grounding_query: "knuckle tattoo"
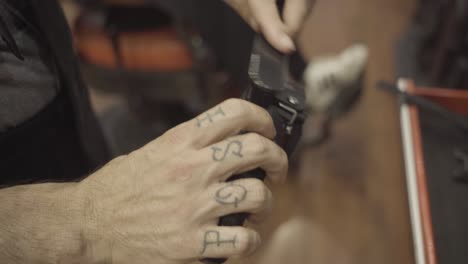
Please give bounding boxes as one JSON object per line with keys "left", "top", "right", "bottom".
{"left": 211, "top": 140, "right": 244, "bottom": 162}
{"left": 195, "top": 107, "right": 226, "bottom": 128}
{"left": 200, "top": 230, "right": 238, "bottom": 255}
{"left": 215, "top": 182, "right": 248, "bottom": 208}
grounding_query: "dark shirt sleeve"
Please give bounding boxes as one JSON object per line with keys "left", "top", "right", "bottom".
{"left": 0, "top": 0, "right": 58, "bottom": 132}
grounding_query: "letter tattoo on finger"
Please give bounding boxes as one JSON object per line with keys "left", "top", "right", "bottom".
{"left": 196, "top": 107, "right": 226, "bottom": 127}
{"left": 215, "top": 183, "right": 247, "bottom": 208}
{"left": 212, "top": 140, "right": 243, "bottom": 161}
{"left": 201, "top": 230, "right": 237, "bottom": 255}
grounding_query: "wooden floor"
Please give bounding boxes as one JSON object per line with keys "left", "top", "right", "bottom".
{"left": 232, "top": 1, "right": 417, "bottom": 263}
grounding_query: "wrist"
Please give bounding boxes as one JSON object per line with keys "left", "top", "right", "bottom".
{"left": 0, "top": 182, "right": 90, "bottom": 262}
{"left": 76, "top": 175, "right": 113, "bottom": 263}
{"left": 52, "top": 183, "right": 92, "bottom": 262}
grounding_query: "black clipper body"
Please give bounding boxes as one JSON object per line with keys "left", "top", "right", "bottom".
{"left": 201, "top": 36, "right": 306, "bottom": 264}
{"left": 244, "top": 36, "right": 306, "bottom": 157}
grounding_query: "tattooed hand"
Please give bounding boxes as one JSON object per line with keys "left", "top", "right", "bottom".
{"left": 77, "top": 99, "right": 287, "bottom": 263}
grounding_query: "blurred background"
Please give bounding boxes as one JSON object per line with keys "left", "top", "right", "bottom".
{"left": 59, "top": 0, "right": 468, "bottom": 263}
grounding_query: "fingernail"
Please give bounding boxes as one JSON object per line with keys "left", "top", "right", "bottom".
{"left": 279, "top": 33, "right": 296, "bottom": 52}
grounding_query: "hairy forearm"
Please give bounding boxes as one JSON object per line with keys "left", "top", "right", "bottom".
{"left": 0, "top": 182, "right": 88, "bottom": 263}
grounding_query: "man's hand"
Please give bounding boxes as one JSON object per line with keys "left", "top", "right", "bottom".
{"left": 0, "top": 99, "right": 285, "bottom": 263}
{"left": 224, "top": 0, "right": 315, "bottom": 53}
{"left": 78, "top": 98, "right": 287, "bottom": 263}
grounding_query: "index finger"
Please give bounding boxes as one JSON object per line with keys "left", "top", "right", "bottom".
{"left": 158, "top": 99, "right": 276, "bottom": 150}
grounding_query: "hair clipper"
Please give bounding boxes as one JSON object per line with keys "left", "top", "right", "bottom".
{"left": 201, "top": 34, "right": 306, "bottom": 264}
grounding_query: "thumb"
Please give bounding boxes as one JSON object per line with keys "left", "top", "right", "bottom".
{"left": 283, "top": 0, "right": 314, "bottom": 35}
{"left": 249, "top": 0, "right": 296, "bottom": 53}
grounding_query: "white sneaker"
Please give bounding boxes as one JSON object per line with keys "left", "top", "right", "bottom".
{"left": 304, "top": 44, "right": 368, "bottom": 115}
{"left": 298, "top": 44, "right": 368, "bottom": 146}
